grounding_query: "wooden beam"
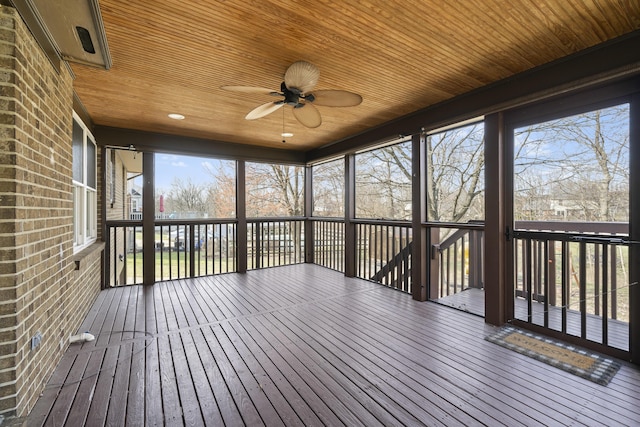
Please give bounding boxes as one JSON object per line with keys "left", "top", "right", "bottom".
{"left": 411, "top": 133, "right": 426, "bottom": 301}
{"left": 304, "top": 165, "right": 314, "bottom": 264}
{"left": 307, "top": 30, "right": 640, "bottom": 162}
{"left": 630, "top": 92, "right": 640, "bottom": 363}
{"left": 344, "top": 155, "right": 356, "bottom": 277}
{"left": 95, "top": 126, "right": 306, "bottom": 165}
{"left": 484, "top": 112, "right": 509, "bottom": 326}
{"left": 236, "top": 160, "right": 247, "bottom": 273}
{"left": 142, "top": 152, "right": 155, "bottom": 286}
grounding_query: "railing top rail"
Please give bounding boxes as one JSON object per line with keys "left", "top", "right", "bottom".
{"left": 106, "top": 220, "right": 143, "bottom": 227}
{"left": 514, "top": 220, "right": 628, "bottom": 234}
{"left": 512, "top": 229, "right": 630, "bottom": 244}
{"left": 352, "top": 218, "right": 412, "bottom": 227}
{"left": 308, "top": 217, "right": 345, "bottom": 223}
{"left": 154, "top": 218, "right": 238, "bottom": 226}
{"left": 422, "top": 221, "right": 485, "bottom": 230}
{"left": 247, "top": 217, "right": 307, "bottom": 223}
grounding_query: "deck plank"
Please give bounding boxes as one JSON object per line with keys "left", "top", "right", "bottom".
{"left": 226, "top": 319, "right": 337, "bottom": 426}
{"left": 25, "top": 264, "right": 640, "bottom": 427}
{"left": 190, "top": 327, "right": 245, "bottom": 427}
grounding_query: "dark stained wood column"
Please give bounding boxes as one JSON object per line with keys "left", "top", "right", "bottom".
{"left": 237, "top": 160, "right": 247, "bottom": 273}
{"left": 344, "top": 154, "right": 356, "bottom": 277}
{"left": 411, "top": 133, "right": 427, "bottom": 301}
{"left": 630, "top": 92, "right": 640, "bottom": 363}
{"left": 484, "top": 112, "right": 510, "bottom": 325}
{"left": 304, "top": 165, "right": 314, "bottom": 264}
{"left": 142, "top": 152, "right": 155, "bottom": 286}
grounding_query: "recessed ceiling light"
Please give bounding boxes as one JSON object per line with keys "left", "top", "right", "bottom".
{"left": 281, "top": 132, "right": 294, "bottom": 138}
{"left": 168, "top": 113, "right": 185, "bottom": 120}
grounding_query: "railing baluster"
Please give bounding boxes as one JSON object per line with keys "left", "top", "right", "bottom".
{"left": 602, "top": 243, "right": 609, "bottom": 345}
{"left": 611, "top": 246, "right": 617, "bottom": 320}
{"left": 562, "top": 240, "right": 569, "bottom": 334}
{"left": 594, "top": 243, "right": 601, "bottom": 316}
{"left": 525, "top": 239, "right": 532, "bottom": 323}
{"left": 579, "top": 241, "right": 587, "bottom": 339}
{"left": 543, "top": 239, "right": 549, "bottom": 328}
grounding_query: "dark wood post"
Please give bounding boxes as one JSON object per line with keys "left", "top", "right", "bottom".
{"left": 142, "top": 152, "right": 155, "bottom": 286}
{"left": 629, "top": 92, "right": 640, "bottom": 363}
{"left": 304, "top": 165, "right": 314, "bottom": 264}
{"left": 484, "top": 112, "right": 510, "bottom": 325}
{"left": 411, "top": 133, "right": 427, "bottom": 301}
{"left": 236, "top": 160, "right": 247, "bottom": 273}
{"left": 344, "top": 154, "right": 356, "bottom": 277}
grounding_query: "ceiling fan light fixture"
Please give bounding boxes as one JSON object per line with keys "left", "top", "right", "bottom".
{"left": 284, "top": 61, "right": 320, "bottom": 94}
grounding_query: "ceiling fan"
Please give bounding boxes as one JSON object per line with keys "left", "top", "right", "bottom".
{"left": 221, "top": 61, "right": 362, "bottom": 128}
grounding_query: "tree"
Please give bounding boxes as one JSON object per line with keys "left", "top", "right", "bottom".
{"left": 426, "top": 123, "right": 484, "bottom": 222}
{"left": 312, "top": 159, "right": 344, "bottom": 217}
{"left": 166, "top": 177, "right": 207, "bottom": 217}
{"left": 246, "top": 163, "right": 304, "bottom": 217}
{"left": 355, "top": 141, "right": 412, "bottom": 220}
{"left": 514, "top": 103, "right": 629, "bottom": 222}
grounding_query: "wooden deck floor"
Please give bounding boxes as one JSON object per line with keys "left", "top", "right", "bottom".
{"left": 25, "top": 264, "right": 640, "bottom": 426}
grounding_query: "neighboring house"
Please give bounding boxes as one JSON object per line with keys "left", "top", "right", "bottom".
{"left": 128, "top": 184, "right": 142, "bottom": 220}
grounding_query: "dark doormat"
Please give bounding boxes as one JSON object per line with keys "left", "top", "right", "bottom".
{"left": 485, "top": 326, "right": 620, "bottom": 386}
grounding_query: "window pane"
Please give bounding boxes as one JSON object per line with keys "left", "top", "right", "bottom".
{"left": 87, "top": 139, "right": 96, "bottom": 189}
{"left": 72, "top": 119, "right": 83, "bottom": 182}
{"left": 426, "top": 122, "right": 485, "bottom": 222}
{"left": 246, "top": 162, "right": 304, "bottom": 217}
{"left": 86, "top": 190, "right": 96, "bottom": 238}
{"left": 514, "top": 104, "right": 629, "bottom": 223}
{"left": 356, "top": 140, "right": 411, "bottom": 220}
{"left": 312, "top": 158, "right": 344, "bottom": 217}
{"left": 155, "top": 153, "right": 236, "bottom": 219}
{"left": 73, "top": 185, "right": 83, "bottom": 245}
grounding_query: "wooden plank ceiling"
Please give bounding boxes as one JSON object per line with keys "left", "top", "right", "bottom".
{"left": 71, "top": 0, "right": 640, "bottom": 151}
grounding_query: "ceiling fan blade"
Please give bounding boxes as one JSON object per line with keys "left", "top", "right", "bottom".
{"left": 284, "top": 61, "right": 320, "bottom": 94}
{"left": 245, "top": 102, "right": 284, "bottom": 120}
{"left": 292, "top": 103, "right": 322, "bottom": 128}
{"left": 221, "top": 85, "right": 278, "bottom": 95}
{"left": 311, "top": 90, "right": 363, "bottom": 107}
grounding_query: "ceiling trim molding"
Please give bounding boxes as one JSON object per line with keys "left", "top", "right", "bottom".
{"left": 6, "top": 0, "right": 62, "bottom": 72}
{"left": 307, "top": 29, "right": 640, "bottom": 163}
{"left": 95, "top": 126, "right": 307, "bottom": 165}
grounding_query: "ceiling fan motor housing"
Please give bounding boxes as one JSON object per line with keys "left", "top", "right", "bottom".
{"left": 281, "top": 82, "right": 304, "bottom": 106}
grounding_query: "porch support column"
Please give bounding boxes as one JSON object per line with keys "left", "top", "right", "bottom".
{"left": 304, "top": 165, "right": 314, "bottom": 264}
{"left": 411, "top": 133, "right": 427, "bottom": 301}
{"left": 630, "top": 93, "right": 640, "bottom": 363}
{"left": 344, "top": 154, "right": 356, "bottom": 277}
{"left": 142, "top": 152, "right": 155, "bottom": 286}
{"left": 484, "top": 112, "right": 510, "bottom": 325}
{"left": 237, "top": 160, "right": 247, "bottom": 273}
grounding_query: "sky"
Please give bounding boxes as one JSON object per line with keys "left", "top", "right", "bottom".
{"left": 153, "top": 153, "right": 231, "bottom": 194}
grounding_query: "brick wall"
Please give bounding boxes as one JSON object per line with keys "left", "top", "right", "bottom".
{"left": 0, "top": 6, "right": 102, "bottom": 417}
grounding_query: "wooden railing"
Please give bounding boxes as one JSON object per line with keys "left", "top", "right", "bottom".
{"left": 511, "top": 221, "right": 629, "bottom": 351}
{"left": 105, "top": 220, "right": 144, "bottom": 286}
{"left": 155, "top": 220, "right": 237, "bottom": 280}
{"left": 311, "top": 218, "right": 345, "bottom": 272}
{"left": 354, "top": 220, "right": 413, "bottom": 293}
{"left": 247, "top": 218, "right": 304, "bottom": 269}
{"left": 105, "top": 217, "right": 304, "bottom": 286}
{"left": 427, "top": 221, "right": 485, "bottom": 300}
{"left": 105, "top": 219, "right": 238, "bottom": 286}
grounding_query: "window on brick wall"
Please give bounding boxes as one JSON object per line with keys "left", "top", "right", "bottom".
{"left": 72, "top": 112, "right": 97, "bottom": 251}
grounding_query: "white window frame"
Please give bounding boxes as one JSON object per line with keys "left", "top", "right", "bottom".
{"left": 72, "top": 111, "right": 97, "bottom": 252}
